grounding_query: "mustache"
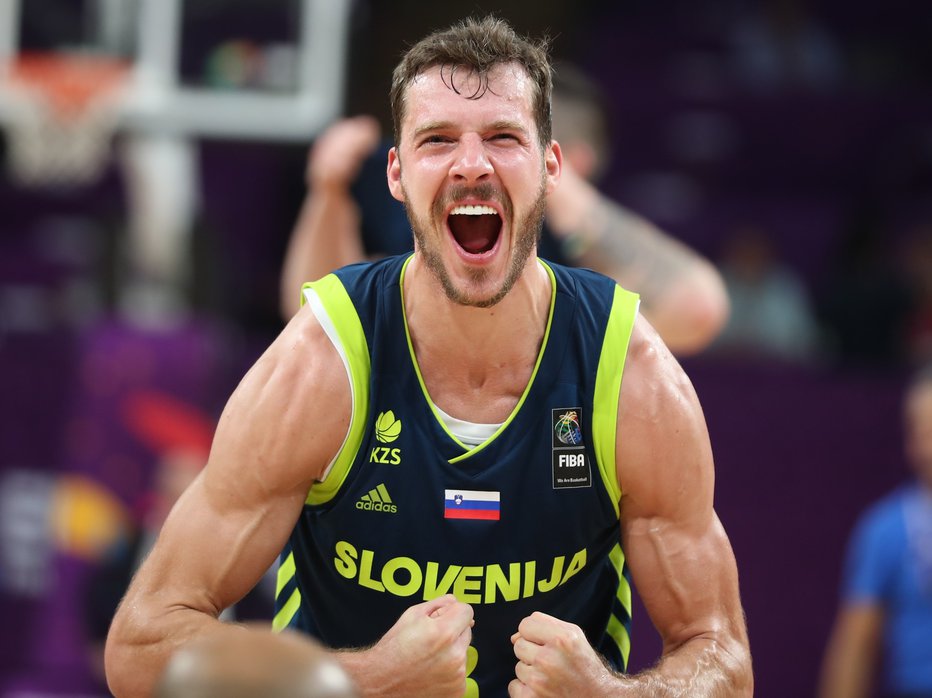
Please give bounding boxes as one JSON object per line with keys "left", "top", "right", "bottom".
{"left": 433, "top": 183, "right": 512, "bottom": 219}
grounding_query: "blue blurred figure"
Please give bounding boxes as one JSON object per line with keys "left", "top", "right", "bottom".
{"left": 820, "top": 365, "right": 932, "bottom": 698}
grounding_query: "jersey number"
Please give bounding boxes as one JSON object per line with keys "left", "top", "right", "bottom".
{"left": 463, "top": 645, "right": 478, "bottom": 697}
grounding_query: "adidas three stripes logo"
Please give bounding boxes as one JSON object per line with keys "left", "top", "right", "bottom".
{"left": 355, "top": 483, "right": 398, "bottom": 513}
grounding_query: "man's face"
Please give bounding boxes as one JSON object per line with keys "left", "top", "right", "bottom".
{"left": 906, "top": 381, "right": 932, "bottom": 488}
{"left": 387, "top": 63, "right": 561, "bottom": 308}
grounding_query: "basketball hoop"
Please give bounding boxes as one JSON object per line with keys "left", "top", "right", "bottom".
{"left": 1, "top": 53, "right": 130, "bottom": 187}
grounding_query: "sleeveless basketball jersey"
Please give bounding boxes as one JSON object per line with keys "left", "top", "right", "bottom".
{"left": 274, "top": 254, "right": 639, "bottom": 697}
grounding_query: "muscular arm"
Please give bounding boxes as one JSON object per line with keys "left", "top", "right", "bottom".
{"left": 510, "top": 319, "right": 751, "bottom": 697}
{"left": 280, "top": 116, "right": 380, "bottom": 319}
{"left": 105, "top": 306, "right": 351, "bottom": 696}
{"left": 106, "top": 304, "right": 475, "bottom": 698}
{"left": 545, "top": 167, "right": 729, "bottom": 355}
{"left": 817, "top": 602, "right": 884, "bottom": 698}
{"left": 614, "top": 318, "right": 751, "bottom": 695}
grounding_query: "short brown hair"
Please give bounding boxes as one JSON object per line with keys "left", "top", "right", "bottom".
{"left": 389, "top": 16, "right": 553, "bottom": 149}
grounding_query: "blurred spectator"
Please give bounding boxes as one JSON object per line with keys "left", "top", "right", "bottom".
{"left": 729, "top": 0, "right": 844, "bottom": 93}
{"left": 279, "top": 64, "right": 730, "bottom": 356}
{"left": 712, "top": 224, "right": 821, "bottom": 362}
{"left": 819, "top": 364, "right": 932, "bottom": 698}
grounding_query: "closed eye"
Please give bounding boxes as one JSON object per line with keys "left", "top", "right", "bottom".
{"left": 421, "top": 135, "right": 453, "bottom": 146}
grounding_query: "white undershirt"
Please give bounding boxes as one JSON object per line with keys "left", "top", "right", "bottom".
{"left": 433, "top": 405, "right": 502, "bottom": 448}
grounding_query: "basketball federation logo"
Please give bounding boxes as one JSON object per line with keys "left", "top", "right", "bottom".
{"left": 554, "top": 410, "right": 583, "bottom": 446}
{"left": 551, "top": 407, "right": 591, "bottom": 489}
{"left": 375, "top": 410, "right": 402, "bottom": 443}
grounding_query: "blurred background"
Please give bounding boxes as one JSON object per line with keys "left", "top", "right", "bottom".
{"left": 0, "top": 0, "right": 930, "bottom": 696}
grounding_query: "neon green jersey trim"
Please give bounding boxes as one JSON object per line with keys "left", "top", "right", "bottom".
{"left": 608, "top": 542, "right": 633, "bottom": 610}
{"left": 272, "top": 588, "right": 301, "bottom": 632}
{"left": 606, "top": 542, "right": 633, "bottom": 668}
{"left": 592, "top": 286, "right": 640, "bottom": 515}
{"left": 606, "top": 612, "right": 632, "bottom": 670}
{"left": 301, "top": 274, "right": 372, "bottom": 506}
{"left": 276, "top": 551, "right": 296, "bottom": 597}
{"left": 398, "top": 256, "right": 557, "bottom": 463}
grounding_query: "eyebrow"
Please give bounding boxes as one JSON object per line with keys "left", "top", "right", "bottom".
{"left": 411, "top": 121, "right": 454, "bottom": 140}
{"left": 411, "top": 119, "right": 530, "bottom": 140}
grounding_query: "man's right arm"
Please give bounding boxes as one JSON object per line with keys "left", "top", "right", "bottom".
{"left": 105, "top": 306, "right": 351, "bottom": 696}
{"left": 106, "top": 305, "right": 475, "bottom": 698}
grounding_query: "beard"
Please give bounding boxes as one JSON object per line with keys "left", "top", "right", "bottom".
{"left": 403, "top": 178, "right": 547, "bottom": 308}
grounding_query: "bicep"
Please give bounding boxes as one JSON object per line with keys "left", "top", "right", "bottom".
{"left": 125, "top": 309, "right": 351, "bottom": 618}
{"left": 616, "top": 321, "right": 745, "bottom": 653}
{"left": 134, "top": 466, "right": 306, "bottom": 618}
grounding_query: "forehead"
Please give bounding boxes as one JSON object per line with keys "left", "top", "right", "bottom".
{"left": 401, "top": 63, "right": 536, "bottom": 133}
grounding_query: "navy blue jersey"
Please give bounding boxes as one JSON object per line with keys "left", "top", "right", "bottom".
{"left": 275, "top": 254, "right": 639, "bottom": 697}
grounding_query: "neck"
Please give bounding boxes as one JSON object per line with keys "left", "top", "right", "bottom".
{"left": 403, "top": 253, "right": 551, "bottom": 361}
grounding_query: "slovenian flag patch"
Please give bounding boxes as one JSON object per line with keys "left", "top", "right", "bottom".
{"left": 444, "top": 489, "right": 500, "bottom": 521}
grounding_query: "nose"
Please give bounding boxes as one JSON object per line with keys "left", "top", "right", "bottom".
{"left": 448, "top": 134, "right": 493, "bottom": 184}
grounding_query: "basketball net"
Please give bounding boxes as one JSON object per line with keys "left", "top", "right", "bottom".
{"left": 2, "top": 53, "right": 129, "bottom": 188}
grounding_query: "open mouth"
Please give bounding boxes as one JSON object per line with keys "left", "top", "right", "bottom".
{"left": 448, "top": 205, "right": 502, "bottom": 255}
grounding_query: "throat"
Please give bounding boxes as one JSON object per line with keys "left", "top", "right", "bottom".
{"left": 449, "top": 214, "right": 500, "bottom": 254}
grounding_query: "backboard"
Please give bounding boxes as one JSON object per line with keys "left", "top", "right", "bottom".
{"left": 0, "top": 0, "right": 352, "bottom": 142}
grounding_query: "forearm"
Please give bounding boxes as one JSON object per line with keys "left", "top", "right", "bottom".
{"left": 280, "top": 186, "right": 366, "bottom": 319}
{"left": 106, "top": 602, "right": 234, "bottom": 697}
{"left": 336, "top": 649, "right": 390, "bottom": 698}
{"left": 614, "top": 635, "right": 753, "bottom": 697}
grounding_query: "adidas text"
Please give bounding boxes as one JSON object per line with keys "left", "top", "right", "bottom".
{"left": 356, "top": 500, "right": 398, "bottom": 513}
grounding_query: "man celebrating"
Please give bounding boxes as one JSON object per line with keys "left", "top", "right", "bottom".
{"left": 106, "top": 16, "right": 752, "bottom": 697}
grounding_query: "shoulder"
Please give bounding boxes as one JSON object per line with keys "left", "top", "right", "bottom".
{"left": 211, "top": 305, "right": 351, "bottom": 491}
{"left": 616, "top": 316, "right": 713, "bottom": 513}
{"left": 851, "top": 486, "right": 911, "bottom": 543}
{"left": 544, "top": 258, "right": 615, "bottom": 293}
{"left": 333, "top": 253, "right": 409, "bottom": 290}
{"left": 620, "top": 315, "right": 701, "bottom": 424}
{"left": 543, "top": 260, "right": 630, "bottom": 324}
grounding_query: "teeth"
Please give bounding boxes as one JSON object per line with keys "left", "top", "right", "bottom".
{"left": 450, "top": 205, "right": 497, "bottom": 216}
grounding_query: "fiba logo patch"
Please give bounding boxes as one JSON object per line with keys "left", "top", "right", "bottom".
{"left": 554, "top": 410, "right": 583, "bottom": 446}
{"left": 551, "top": 407, "right": 591, "bottom": 489}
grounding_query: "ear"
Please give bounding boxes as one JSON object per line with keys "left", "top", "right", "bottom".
{"left": 544, "top": 140, "right": 563, "bottom": 195}
{"left": 387, "top": 147, "right": 404, "bottom": 202}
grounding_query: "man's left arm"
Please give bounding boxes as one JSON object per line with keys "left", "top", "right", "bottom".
{"left": 511, "top": 317, "right": 752, "bottom": 697}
